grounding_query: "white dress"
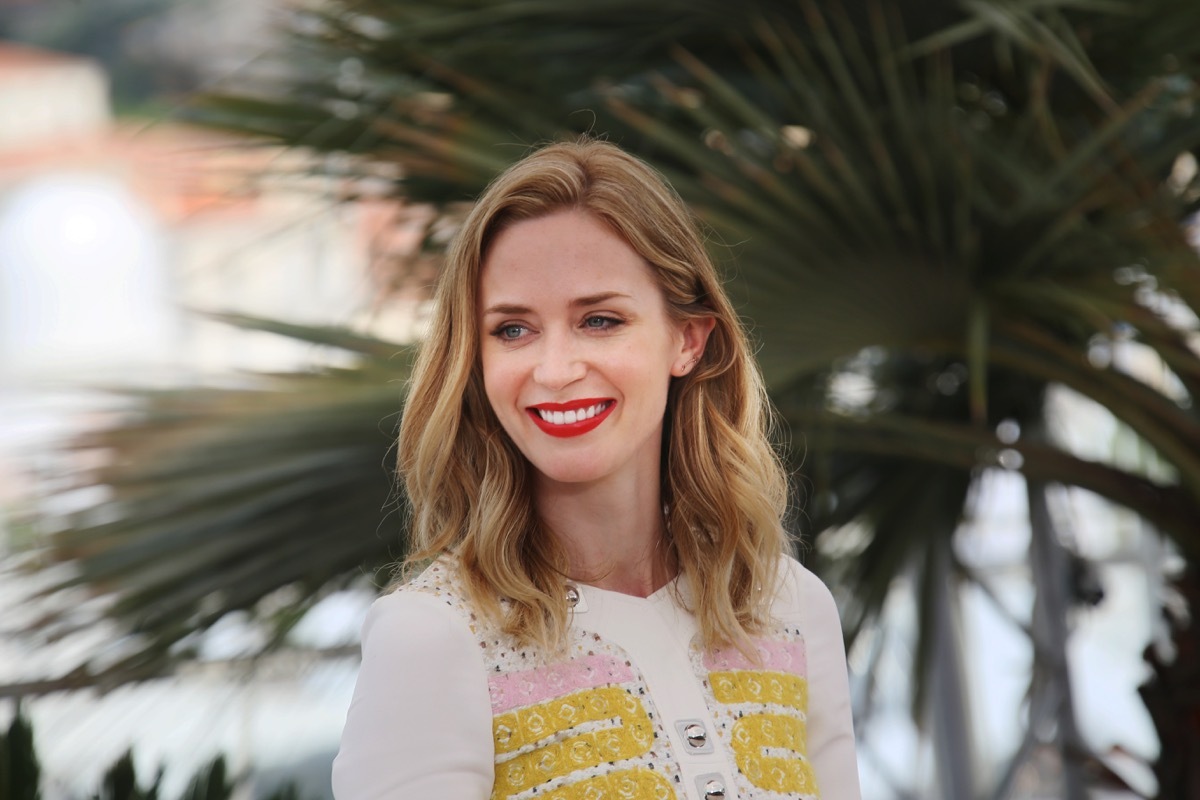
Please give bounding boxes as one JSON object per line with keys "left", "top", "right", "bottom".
{"left": 333, "top": 555, "right": 862, "bottom": 800}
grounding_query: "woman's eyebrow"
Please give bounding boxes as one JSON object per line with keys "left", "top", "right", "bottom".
{"left": 571, "top": 291, "right": 631, "bottom": 308}
{"left": 481, "top": 302, "right": 531, "bottom": 317}
{"left": 481, "top": 292, "right": 632, "bottom": 317}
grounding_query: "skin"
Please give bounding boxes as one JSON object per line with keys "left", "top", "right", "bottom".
{"left": 478, "top": 209, "right": 713, "bottom": 596}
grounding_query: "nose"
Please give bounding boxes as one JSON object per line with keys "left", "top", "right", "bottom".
{"left": 532, "top": 332, "right": 586, "bottom": 391}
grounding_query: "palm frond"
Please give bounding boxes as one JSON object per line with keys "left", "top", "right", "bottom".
{"left": 15, "top": 319, "right": 412, "bottom": 689}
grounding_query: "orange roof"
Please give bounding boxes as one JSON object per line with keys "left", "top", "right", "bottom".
{"left": 0, "top": 40, "right": 98, "bottom": 71}
{"left": 0, "top": 120, "right": 286, "bottom": 222}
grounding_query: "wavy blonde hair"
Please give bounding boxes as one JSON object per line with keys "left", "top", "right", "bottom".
{"left": 397, "top": 138, "right": 789, "bottom": 654}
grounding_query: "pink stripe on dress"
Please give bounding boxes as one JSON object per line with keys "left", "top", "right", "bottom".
{"left": 488, "top": 654, "right": 635, "bottom": 714}
{"left": 703, "top": 639, "right": 807, "bottom": 674}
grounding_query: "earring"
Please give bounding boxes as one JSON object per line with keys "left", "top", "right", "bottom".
{"left": 674, "top": 356, "right": 700, "bottom": 377}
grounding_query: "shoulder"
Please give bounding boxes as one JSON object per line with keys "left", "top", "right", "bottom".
{"left": 361, "top": 557, "right": 484, "bottom": 656}
{"left": 769, "top": 552, "right": 843, "bottom": 633}
{"left": 335, "top": 565, "right": 496, "bottom": 798}
{"left": 400, "top": 556, "right": 471, "bottom": 604}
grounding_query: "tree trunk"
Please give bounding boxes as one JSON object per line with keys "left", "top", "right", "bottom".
{"left": 928, "top": 535, "right": 977, "bottom": 799}
{"left": 1027, "top": 479, "right": 1088, "bottom": 800}
{"left": 1139, "top": 564, "right": 1200, "bottom": 800}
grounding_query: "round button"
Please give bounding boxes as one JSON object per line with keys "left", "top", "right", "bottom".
{"left": 703, "top": 778, "right": 726, "bottom": 800}
{"left": 684, "top": 723, "right": 707, "bottom": 748}
{"left": 565, "top": 585, "right": 580, "bottom": 607}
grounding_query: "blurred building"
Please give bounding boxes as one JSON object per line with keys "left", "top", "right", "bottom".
{"left": 0, "top": 40, "right": 423, "bottom": 387}
{"left": 0, "top": 40, "right": 412, "bottom": 799}
{"left": 0, "top": 42, "right": 109, "bottom": 149}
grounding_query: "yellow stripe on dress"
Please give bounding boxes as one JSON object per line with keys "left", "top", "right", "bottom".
{"left": 491, "top": 685, "right": 675, "bottom": 800}
{"left": 510, "top": 768, "right": 674, "bottom": 800}
{"left": 710, "top": 670, "right": 819, "bottom": 796}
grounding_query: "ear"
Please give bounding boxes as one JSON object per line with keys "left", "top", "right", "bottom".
{"left": 671, "top": 316, "right": 717, "bottom": 376}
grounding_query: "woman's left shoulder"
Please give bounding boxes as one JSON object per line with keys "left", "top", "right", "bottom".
{"left": 769, "top": 552, "right": 842, "bottom": 629}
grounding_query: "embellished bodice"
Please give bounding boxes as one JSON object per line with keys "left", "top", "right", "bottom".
{"left": 403, "top": 560, "right": 825, "bottom": 800}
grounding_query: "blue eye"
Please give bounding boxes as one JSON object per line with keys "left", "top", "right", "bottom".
{"left": 493, "top": 324, "right": 527, "bottom": 340}
{"left": 584, "top": 315, "right": 621, "bottom": 330}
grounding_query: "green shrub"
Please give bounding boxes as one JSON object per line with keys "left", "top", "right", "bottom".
{"left": 90, "top": 751, "right": 162, "bottom": 800}
{"left": 0, "top": 711, "right": 40, "bottom": 800}
{"left": 1, "top": 713, "right": 309, "bottom": 800}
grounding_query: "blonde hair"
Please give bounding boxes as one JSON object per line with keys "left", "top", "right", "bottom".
{"left": 397, "top": 138, "right": 789, "bottom": 654}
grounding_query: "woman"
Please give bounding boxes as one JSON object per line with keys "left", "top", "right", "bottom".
{"left": 333, "top": 139, "right": 861, "bottom": 800}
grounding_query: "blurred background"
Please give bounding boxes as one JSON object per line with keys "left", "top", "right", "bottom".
{"left": 1, "top": 1, "right": 1198, "bottom": 799}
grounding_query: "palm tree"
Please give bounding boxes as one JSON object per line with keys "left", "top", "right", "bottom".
{"left": 11, "top": 1, "right": 1200, "bottom": 796}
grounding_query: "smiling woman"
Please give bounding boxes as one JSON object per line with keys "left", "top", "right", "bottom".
{"left": 332, "top": 139, "right": 862, "bottom": 800}
{"left": 479, "top": 209, "right": 712, "bottom": 492}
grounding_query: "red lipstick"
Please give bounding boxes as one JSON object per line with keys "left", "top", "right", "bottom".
{"left": 527, "top": 398, "right": 615, "bottom": 438}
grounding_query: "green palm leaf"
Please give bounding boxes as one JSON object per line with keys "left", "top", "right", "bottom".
{"left": 16, "top": 316, "right": 413, "bottom": 688}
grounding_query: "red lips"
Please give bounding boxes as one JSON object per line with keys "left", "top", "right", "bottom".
{"left": 527, "top": 398, "right": 615, "bottom": 438}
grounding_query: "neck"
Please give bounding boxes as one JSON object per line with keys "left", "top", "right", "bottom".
{"left": 534, "top": 472, "right": 676, "bottom": 597}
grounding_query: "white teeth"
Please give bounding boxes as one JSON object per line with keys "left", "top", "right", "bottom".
{"left": 537, "top": 402, "right": 608, "bottom": 425}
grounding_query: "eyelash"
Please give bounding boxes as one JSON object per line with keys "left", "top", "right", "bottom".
{"left": 492, "top": 323, "right": 528, "bottom": 341}
{"left": 583, "top": 314, "right": 623, "bottom": 331}
{"left": 488, "top": 315, "right": 624, "bottom": 341}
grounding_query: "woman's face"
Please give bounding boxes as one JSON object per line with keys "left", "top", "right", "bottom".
{"left": 478, "top": 209, "right": 708, "bottom": 490}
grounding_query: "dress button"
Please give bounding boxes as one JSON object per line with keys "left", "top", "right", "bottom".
{"left": 695, "top": 773, "right": 726, "bottom": 799}
{"left": 675, "top": 719, "right": 713, "bottom": 754}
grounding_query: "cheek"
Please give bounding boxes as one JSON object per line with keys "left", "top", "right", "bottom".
{"left": 613, "top": 351, "right": 674, "bottom": 407}
{"left": 480, "top": 353, "right": 519, "bottom": 418}
{"left": 480, "top": 361, "right": 502, "bottom": 409}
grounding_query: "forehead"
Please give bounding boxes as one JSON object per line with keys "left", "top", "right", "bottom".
{"left": 478, "top": 210, "right": 663, "bottom": 307}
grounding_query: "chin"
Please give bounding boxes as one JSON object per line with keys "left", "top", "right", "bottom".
{"left": 532, "top": 465, "right": 609, "bottom": 486}
{"left": 524, "top": 454, "right": 615, "bottom": 486}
